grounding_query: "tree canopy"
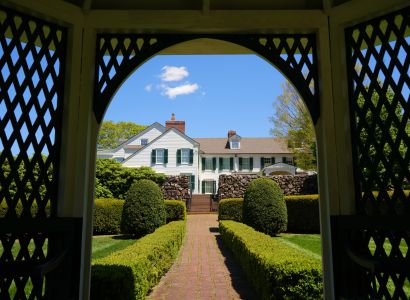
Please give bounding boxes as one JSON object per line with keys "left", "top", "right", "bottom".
{"left": 270, "top": 81, "right": 317, "bottom": 170}
{"left": 95, "top": 158, "right": 166, "bottom": 199}
{"left": 97, "top": 121, "right": 148, "bottom": 149}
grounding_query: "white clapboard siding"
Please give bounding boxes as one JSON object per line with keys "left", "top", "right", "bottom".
{"left": 123, "top": 129, "right": 199, "bottom": 193}
{"left": 128, "top": 126, "right": 163, "bottom": 146}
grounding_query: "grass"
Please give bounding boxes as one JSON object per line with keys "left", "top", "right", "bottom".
{"left": 91, "top": 235, "right": 136, "bottom": 260}
{"left": 279, "top": 233, "right": 410, "bottom": 296}
{"left": 279, "top": 233, "right": 322, "bottom": 258}
{"left": 4, "top": 235, "right": 135, "bottom": 298}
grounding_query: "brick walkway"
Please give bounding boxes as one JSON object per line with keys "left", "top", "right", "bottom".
{"left": 148, "top": 214, "right": 256, "bottom": 300}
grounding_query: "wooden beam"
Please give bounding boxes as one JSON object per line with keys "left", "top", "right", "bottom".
{"left": 2, "top": 0, "right": 83, "bottom": 25}
{"left": 85, "top": 10, "right": 328, "bottom": 33}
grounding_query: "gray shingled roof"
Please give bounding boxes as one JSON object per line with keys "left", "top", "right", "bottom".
{"left": 193, "top": 137, "right": 292, "bottom": 154}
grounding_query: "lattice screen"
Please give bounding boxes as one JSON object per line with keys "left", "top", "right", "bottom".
{"left": 346, "top": 6, "right": 410, "bottom": 298}
{"left": 94, "top": 34, "right": 319, "bottom": 124}
{"left": 0, "top": 6, "right": 66, "bottom": 299}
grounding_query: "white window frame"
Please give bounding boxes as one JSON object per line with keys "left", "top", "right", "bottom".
{"left": 181, "top": 148, "right": 190, "bottom": 164}
{"left": 141, "top": 138, "right": 148, "bottom": 145}
{"left": 156, "top": 149, "right": 164, "bottom": 164}
{"left": 205, "top": 157, "right": 213, "bottom": 170}
{"left": 231, "top": 141, "right": 240, "bottom": 149}
{"left": 204, "top": 180, "right": 215, "bottom": 194}
{"left": 222, "top": 157, "right": 230, "bottom": 170}
{"left": 241, "top": 157, "right": 250, "bottom": 170}
{"left": 263, "top": 157, "right": 271, "bottom": 167}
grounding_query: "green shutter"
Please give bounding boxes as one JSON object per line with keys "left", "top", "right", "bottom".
{"left": 213, "top": 181, "right": 216, "bottom": 194}
{"left": 164, "top": 149, "right": 168, "bottom": 164}
{"left": 239, "top": 157, "right": 243, "bottom": 171}
{"left": 282, "top": 157, "right": 286, "bottom": 163}
{"left": 202, "top": 181, "right": 205, "bottom": 194}
{"left": 272, "top": 157, "right": 276, "bottom": 164}
{"left": 189, "top": 149, "right": 194, "bottom": 164}
{"left": 176, "top": 149, "right": 181, "bottom": 164}
{"left": 219, "top": 157, "right": 223, "bottom": 170}
{"left": 190, "top": 175, "right": 195, "bottom": 190}
{"left": 151, "top": 150, "right": 156, "bottom": 164}
{"left": 202, "top": 157, "right": 206, "bottom": 171}
{"left": 260, "top": 157, "right": 264, "bottom": 169}
{"left": 230, "top": 157, "right": 234, "bottom": 170}
{"left": 249, "top": 157, "right": 253, "bottom": 170}
{"left": 212, "top": 157, "right": 217, "bottom": 171}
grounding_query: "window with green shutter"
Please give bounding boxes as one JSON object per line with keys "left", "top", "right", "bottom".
{"left": 189, "top": 149, "right": 194, "bottom": 164}
{"left": 176, "top": 149, "right": 181, "bottom": 164}
{"left": 181, "top": 149, "right": 189, "bottom": 164}
{"left": 241, "top": 158, "right": 250, "bottom": 171}
{"left": 220, "top": 157, "right": 231, "bottom": 171}
{"left": 202, "top": 180, "right": 216, "bottom": 194}
{"left": 156, "top": 149, "right": 164, "bottom": 164}
{"left": 151, "top": 150, "right": 156, "bottom": 164}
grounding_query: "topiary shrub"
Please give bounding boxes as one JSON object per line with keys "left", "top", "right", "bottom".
{"left": 243, "top": 177, "right": 287, "bottom": 236}
{"left": 121, "top": 179, "right": 166, "bottom": 237}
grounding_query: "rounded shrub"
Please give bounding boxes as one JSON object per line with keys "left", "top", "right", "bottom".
{"left": 243, "top": 178, "right": 287, "bottom": 236}
{"left": 121, "top": 179, "right": 166, "bottom": 237}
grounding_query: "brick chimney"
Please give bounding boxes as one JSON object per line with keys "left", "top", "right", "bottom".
{"left": 228, "top": 130, "right": 237, "bottom": 138}
{"left": 165, "top": 113, "right": 185, "bottom": 133}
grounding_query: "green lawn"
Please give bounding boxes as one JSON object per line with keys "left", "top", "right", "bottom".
{"left": 5, "top": 235, "right": 135, "bottom": 298}
{"left": 279, "top": 233, "right": 410, "bottom": 296}
{"left": 91, "top": 235, "right": 135, "bottom": 260}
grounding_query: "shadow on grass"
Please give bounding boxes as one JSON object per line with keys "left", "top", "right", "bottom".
{"left": 211, "top": 227, "right": 258, "bottom": 300}
{"left": 112, "top": 234, "right": 136, "bottom": 240}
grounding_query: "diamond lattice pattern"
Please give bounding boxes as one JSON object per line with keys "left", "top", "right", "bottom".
{"left": 346, "top": 7, "right": 410, "bottom": 298}
{"left": 0, "top": 6, "right": 66, "bottom": 299}
{"left": 94, "top": 34, "right": 319, "bottom": 124}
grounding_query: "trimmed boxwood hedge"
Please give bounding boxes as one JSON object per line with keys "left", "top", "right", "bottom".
{"left": 219, "top": 220, "right": 323, "bottom": 299}
{"left": 218, "top": 198, "right": 244, "bottom": 222}
{"left": 218, "top": 195, "right": 321, "bottom": 233}
{"left": 93, "top": 198, "right": 124, "bottom": 235}
{"left": 285, "top": 195, "right": 319, "bottom": 233}
{"left": 92, "top": 198, "right": 186, "bottom": 235}
{"left": 91, "top": 220, "right": 186, "bottom": 300}
{"left": 164, "top": 200, "right": 186, "bottom": 222}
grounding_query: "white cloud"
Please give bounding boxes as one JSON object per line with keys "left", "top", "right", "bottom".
{"left": 160, "top": 66, "right": 189, "bottom": 82}
{"left": 145, "top": 84, "right": 152, "bottom": 92}
{"left": 161, "top": 83, "right": 199, "bottom": 99}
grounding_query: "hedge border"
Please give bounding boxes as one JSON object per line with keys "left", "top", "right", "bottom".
{"left": 219, "top": 220, "right": 323, "bottom": 299}
{"left": 91, "top": 220, "right": 186, "bottom": 300}
{"left": 218, "top": 195, "right": 320, "bottom": 233}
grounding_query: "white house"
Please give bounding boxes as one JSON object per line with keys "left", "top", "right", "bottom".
{"left": 97, "top": 114, "right": 295, "bottom": 194}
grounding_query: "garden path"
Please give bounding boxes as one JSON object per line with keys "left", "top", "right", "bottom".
{"left": 148, "top": 214, "right": 256, "bottom": 300}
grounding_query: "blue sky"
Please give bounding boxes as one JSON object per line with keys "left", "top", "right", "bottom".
{"left": 104, "top": 55, "right": 287, "bottom": 138}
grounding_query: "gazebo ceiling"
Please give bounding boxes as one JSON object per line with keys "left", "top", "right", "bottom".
{"left": 62, "top": 0, "right": 351, "bottom": 11}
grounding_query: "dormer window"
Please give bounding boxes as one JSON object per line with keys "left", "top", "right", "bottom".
{"left": 141, "top": 139, "right": 148, "bottom": 145}
{"left": 227, "top": 130, "right": 241, "bottom": 150}
{"left": 230, "top": 141, "right": 240, "bottom": 149}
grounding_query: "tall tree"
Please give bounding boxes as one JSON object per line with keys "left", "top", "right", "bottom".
{"left": 270, "top": 81, "right": 317, "bottom": 170}
{"left": 97, "top": 121, "right": 148, "bottom": 149}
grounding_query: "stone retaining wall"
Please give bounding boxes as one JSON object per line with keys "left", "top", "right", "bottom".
{"left": 218, "top": 174, "right": 318, "bottom": 198}
{"left": 161, "top": 176, "right": 190, "bottom": 200}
